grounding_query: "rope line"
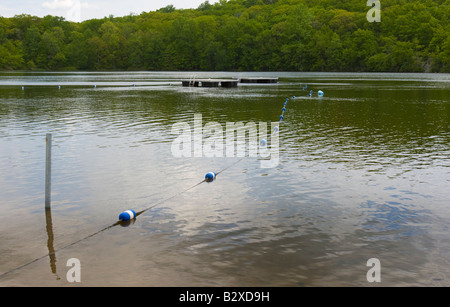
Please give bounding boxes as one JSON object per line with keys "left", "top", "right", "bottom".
{"left": 0, "top": 221, "right": 121, "bottom": 279}
{"left": 136, "top": 157, "right": 243, "bottom": 217}
{"left": 1, "top": 83, "right": 308, "bottom": 279}
{"left": 0, "top": 158, "right": 243, "bottom": 279}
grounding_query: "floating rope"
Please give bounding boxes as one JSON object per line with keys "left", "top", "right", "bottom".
{"left": 1, "top": 83, "right": 311, "bottom": 279}
{"left": 0, "top": 158, "right": 244, "bottom": 279}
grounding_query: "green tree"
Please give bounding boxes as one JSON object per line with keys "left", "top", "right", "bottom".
{"left": 66, "top": 31, "right": 89, "bottom": 69}
{"left": 162, "top": 17, "right": 199, "bottom": 70}
{"left": 0, "top": 0, "right": 448, "bottom": 72}
{"left": 0, "top": 40, "right": 24, "bottom": 69}
{"left": 99, "top": 21, "right": 126, "bottom": 69}
{"left": 40, "top": 27, "right": 67, "bottom": 69}
{"left": 307, "top": 26, "right": 343, "bottom": 71}
{"left": 23, "top": 25, "right": 42, "bottom": 67}
{"left": 435, "top": 34, "right": 450, "bottom": 72}
{"left": 343, "top": 29, "right": 379, "bottom": 71}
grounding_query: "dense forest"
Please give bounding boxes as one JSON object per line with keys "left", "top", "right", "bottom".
{"left": 0, "top": 0, "right": 449, "bottom": 72}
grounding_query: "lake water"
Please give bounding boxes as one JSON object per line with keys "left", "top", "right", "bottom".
{"left": 0, "top": 71, "right": 449, "bottom": 286}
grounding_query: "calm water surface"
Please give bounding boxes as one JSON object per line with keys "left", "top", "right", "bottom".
{"left": 0, "top": 71, "right": 449, "bottom": 286}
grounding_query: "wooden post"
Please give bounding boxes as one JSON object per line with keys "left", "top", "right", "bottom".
{"left": 45, "top": 133, "right": 52, "bottom": 209}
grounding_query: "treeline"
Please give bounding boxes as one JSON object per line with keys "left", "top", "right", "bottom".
{"left": 0, "top": 0, "right": 449, "bottom": 72}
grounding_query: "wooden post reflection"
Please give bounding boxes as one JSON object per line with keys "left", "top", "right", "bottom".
{"left": 45, "top": 207, "right": 59, "bottom": 279}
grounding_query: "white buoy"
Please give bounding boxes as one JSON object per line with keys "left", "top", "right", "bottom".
{"left": 318, "top": 90, "right": 324, "bottom": 96}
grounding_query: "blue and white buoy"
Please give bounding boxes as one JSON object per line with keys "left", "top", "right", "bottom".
{"left": 119, "top": 210, "right": 136, "bottom": 222}
{"left": 273, "top": 126, "right": 279, "bottom": 133}
{"left": 318, "top": 90, "right": 324, "bottom": 97}
{"left": 205, "top": 172, "right": 216, "bottom": 182}
{"left": 260, "top": 139, "right": 267, "bottom": 147}
{"left": 280, "top": 115, "right": 284, "bottom": 121}
{"left": 282, "top": 107, "right": 286, "bottom": 113}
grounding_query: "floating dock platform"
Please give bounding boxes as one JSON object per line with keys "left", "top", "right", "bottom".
{"left": 181, "top": 77, "right": 278, "bottom": 87}
{"left": 182, "top": 79, "right": 239, "bottom": 88}
{"left": 239, "top": 77, "right": 278, "bottom": 84}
